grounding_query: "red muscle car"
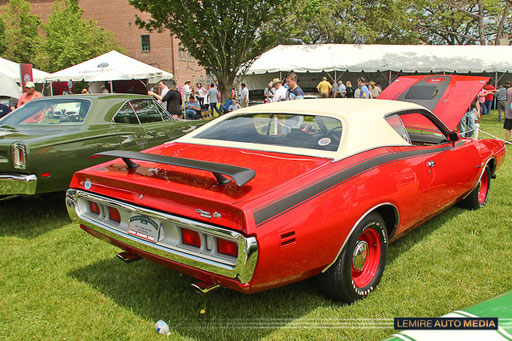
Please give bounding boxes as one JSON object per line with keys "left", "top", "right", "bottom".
{"left": 66, "top": 75, "right": 505, "bottom": 303}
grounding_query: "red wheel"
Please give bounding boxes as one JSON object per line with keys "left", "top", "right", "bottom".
{"left": 318, "top": 212, "right": 388, "bottom": 303}
{"left": 351, "top": 228, "right": 382, "bottom": 288}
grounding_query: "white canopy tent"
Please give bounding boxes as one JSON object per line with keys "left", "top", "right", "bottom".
{"left": 0, "top": 72, "right": 22, "bottom": 99}
{"left": 45, "top": 50, "right": 173, "bottom": 92}
{"left": 242, "top": 44, "right": 512, "bottom": 90}
{"left": 0, "top": 57, "right": 50, "bottom": 83}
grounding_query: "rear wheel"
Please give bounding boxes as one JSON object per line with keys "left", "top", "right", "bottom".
{"left": 459, "top": 166, "right": 491, "bottom": 210}
{"left": 318, "top": 212, "right": 388, "bottom": 303}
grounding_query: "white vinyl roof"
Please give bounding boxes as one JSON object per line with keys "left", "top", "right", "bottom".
{"left": 245, "top": 44, "right": 512, "bottom": 74}
{"left": 0, "top": 57, "right": 51, "bottom": 83}
{"left": 46, "top": 50, "right": 173, "bottom": 83}
{"left": 176, "top": 99, "right": 422, "bottom": 161}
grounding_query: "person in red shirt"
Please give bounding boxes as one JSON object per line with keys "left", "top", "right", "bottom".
{"left": 482, "top": 81, "right": 496, "bottom": 115}
{"left": 17, "top": 82, "right": 43, "bottom": 108}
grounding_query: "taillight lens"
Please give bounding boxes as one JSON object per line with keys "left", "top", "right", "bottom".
{"left": 182, "top": 228, "right": 201, "bottom": 248}
{"left": 90, "top": 201, "right": 100, "bottom": 215}
{"left": 217, "top": 238, "right": 238, "bottom": 257}
{"left": 12, "top": 143, "right": 27, "bottom": 169}
{"left": 109, "top": 207, "right": 121, "bottom": 223}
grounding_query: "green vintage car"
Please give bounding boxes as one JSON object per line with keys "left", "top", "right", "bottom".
{"left": 0, "top": 94, "right": 201, "bottom": 198}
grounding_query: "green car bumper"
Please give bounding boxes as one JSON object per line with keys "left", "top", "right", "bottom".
{"left": 0, "top": 174, "right": 38, "bottom": 195}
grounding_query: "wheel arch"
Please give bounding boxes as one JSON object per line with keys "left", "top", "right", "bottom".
{"left": 486, "top": 157, "right": 496, "bottom": 176}
{"left": 321, "top": 202, "right": 399, "bottom": 274}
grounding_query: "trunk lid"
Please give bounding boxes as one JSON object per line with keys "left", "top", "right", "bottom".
{"left": 71, "top": 143, "right": 331, "bottom": 231}
{"left": 379, "top": 75, "right": 489, "bottom": 131}
{"left": 0, "top": 125, "right": 83, "bottom": 171}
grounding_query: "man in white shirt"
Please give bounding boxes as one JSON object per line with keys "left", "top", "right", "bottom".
{"left": 182, "top": 80, "right": 191, "bottom": 102}
{"left": 337, "top": 80, "right": 346, "bottom": 98}
{"left": 272, "top": 78, "right": 287, "bottom": 102}
{"left": 369, "top": 81, "right": 381, "bottom": 98}
{"left": 158, "top": 80, "right": 169, "bottom": 109}
{"left": 240, "top": 83, "right": 249, "bottom": 107}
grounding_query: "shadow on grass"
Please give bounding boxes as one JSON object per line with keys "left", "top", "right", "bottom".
{"left": 68, "top": 206, "right": 467, "bottom": 339}
{"left": 70, "top": 257, "right": 329, "bottom": 339}
{"left": 0, "top": 192, "right": 70, "bottom": 239}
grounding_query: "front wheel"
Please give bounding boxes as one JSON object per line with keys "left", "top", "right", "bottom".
{"left": 459, "top": 166, "right": 491, "bottom": 210}
{"left": 318, "top": 212, "right": 388, "bottom": 303}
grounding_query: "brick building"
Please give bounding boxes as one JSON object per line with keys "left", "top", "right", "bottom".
{"left": 0, "top": 0, "right": 210, "bottom": 87}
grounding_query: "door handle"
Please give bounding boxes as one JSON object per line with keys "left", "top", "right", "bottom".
{"left": 427, "top": 160, "right": 435, "bottom": 168}
{"left": 147, "top": 131, "right": 156, "bottom": 137}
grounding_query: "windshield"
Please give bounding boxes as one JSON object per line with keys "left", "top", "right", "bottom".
{"left": 194, "top": 113, "right": 343, "bottom": 151}
{"left": 0, "top": 98, "right": 92, "bottom": 126}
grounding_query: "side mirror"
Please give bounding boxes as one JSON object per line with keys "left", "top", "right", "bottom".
{"left": 448, "top": 131, "right": 459, "bottom": 142}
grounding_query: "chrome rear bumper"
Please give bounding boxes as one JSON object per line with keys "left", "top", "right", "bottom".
{"left": 66, "top": 189, "right": 258, "bottom": 284}
{"left": 0, "top": 174, "right": 37, "bottom": 195}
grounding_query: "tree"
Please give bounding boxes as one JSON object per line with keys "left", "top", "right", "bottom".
{"left": 0, "top": 17, "right": 6, "bottom": 56}
{"left": 36, "top": 0, "right": 124, "bottom": 72}
{"left": 411, "top": 0, "right": 512, "bottom": 45}
{"left": 284, "top": 0, "right": 420, "bottom": 45}
{"left": 0, "top": 0, "right": 42, "bottom": 64}
{"left": 129, "top": 0, "right": 292, "bottom": 102}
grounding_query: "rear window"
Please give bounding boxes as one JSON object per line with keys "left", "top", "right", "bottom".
{"left": 0, "top": 98, "right": 91, "bottom": 125}
{"left": 194, "top": 113, "right": 342, "bottom": 151}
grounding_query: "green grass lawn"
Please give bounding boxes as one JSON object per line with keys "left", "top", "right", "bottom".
{"left": 1, "top": 112, "right": 511, "bottom": 340}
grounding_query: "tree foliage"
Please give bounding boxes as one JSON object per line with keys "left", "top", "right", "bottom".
{"left": 285, "top": 0, "right": 420, "bottom": 44}
{"left": 411, "top": 0, "right": 512, "bottom": 45}
{"left": 0, "top": 0, "right": 42, "bottom": 64}
{"left": 129, "top": 0, "right": 292, "bottom": 101}
{"left": 36, "top": 0, "right": 124, "bottom": 72}
{"left": 0, "top": 17, "right": 6, "bottom": 56}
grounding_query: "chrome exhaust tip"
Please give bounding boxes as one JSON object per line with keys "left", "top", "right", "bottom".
{"left": 191, "top": 282, "right": 220, "bottom": 294}
{"left": 116, "top": 251, "right": 141, "bottom": 263}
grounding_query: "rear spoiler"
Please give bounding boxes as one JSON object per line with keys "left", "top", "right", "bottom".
{"left": 90, "top": 150, "right": 255, "bottom": 186}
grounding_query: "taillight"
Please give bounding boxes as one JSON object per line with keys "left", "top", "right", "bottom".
{"left": 109, "top": 207, "right": 121, "bottom": 223}
{"left": 182, "top": 228, "right": 201, "bottom": 248}
{"left": 12, "top": 143, "right": 26, "bottom": 169}
{"left": 90, "top": 201, "right": 100, "bottom": 215}
{"left": 217, "top": 238, "right": 238, "bottom": 257}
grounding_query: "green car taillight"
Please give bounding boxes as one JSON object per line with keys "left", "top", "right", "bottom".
{"left": 11, "top": 143, "right": 27, "bottom": 170}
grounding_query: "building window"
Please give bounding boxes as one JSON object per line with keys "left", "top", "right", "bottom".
{"left": 141, "top": 35, "right": 150, "bottom": 52}
{"left": 178, "top": 43, "right": 186, "bottom": 61}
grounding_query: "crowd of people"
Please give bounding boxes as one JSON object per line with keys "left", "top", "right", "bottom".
{"left": 4, "top": 75, "right": 512, "bottom": 143}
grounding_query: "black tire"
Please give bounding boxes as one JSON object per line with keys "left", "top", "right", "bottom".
{"left": 459, "top": 166, "right": 491, "bottom": 210}
{"left": 318, "top": 212, "right": 388, "bottom": 303}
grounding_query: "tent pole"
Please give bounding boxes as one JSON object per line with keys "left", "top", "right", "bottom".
{"left": 109, "top": 80, "right": 113, "bottom": 93}
{"left": 495, "top": 72, "right": 498, "bottom": 110}
{"left": 50, "top": 82, "right": 53, "bottom": 96}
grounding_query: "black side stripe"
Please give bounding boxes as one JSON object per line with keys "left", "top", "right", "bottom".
{"left": 253, "top": 146, "right": 451, "bottom": 226}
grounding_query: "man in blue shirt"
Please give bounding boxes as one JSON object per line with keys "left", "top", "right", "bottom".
{"left": 184, "top": 95, "right": 201, "bottom": 120}
{"left": 358, "top": 77, "right": 370, "bottom": 99}
{"left": 285, "top": 72, "right": 304, "bottom": 100}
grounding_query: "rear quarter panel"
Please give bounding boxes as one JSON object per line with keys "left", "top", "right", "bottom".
{"left": 245, "top": 140, "right": 504, "bottom": 290}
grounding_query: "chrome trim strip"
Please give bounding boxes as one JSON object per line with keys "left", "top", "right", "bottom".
{"left": 66, "top": 189, "right": 258, "bottom": 283}
{"left": 0, "top": 174, "right": 37, "bottom": 195}
{"left": 321, "top": 202, "right": 399, "bottom": 273}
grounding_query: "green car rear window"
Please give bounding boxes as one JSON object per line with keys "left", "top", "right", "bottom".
{"left": 0, "top": 98, "right": 92, "bottom": 125}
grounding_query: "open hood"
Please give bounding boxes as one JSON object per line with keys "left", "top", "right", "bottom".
{"left": 379, "top": 75, "right": 489, "bottom": 131}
